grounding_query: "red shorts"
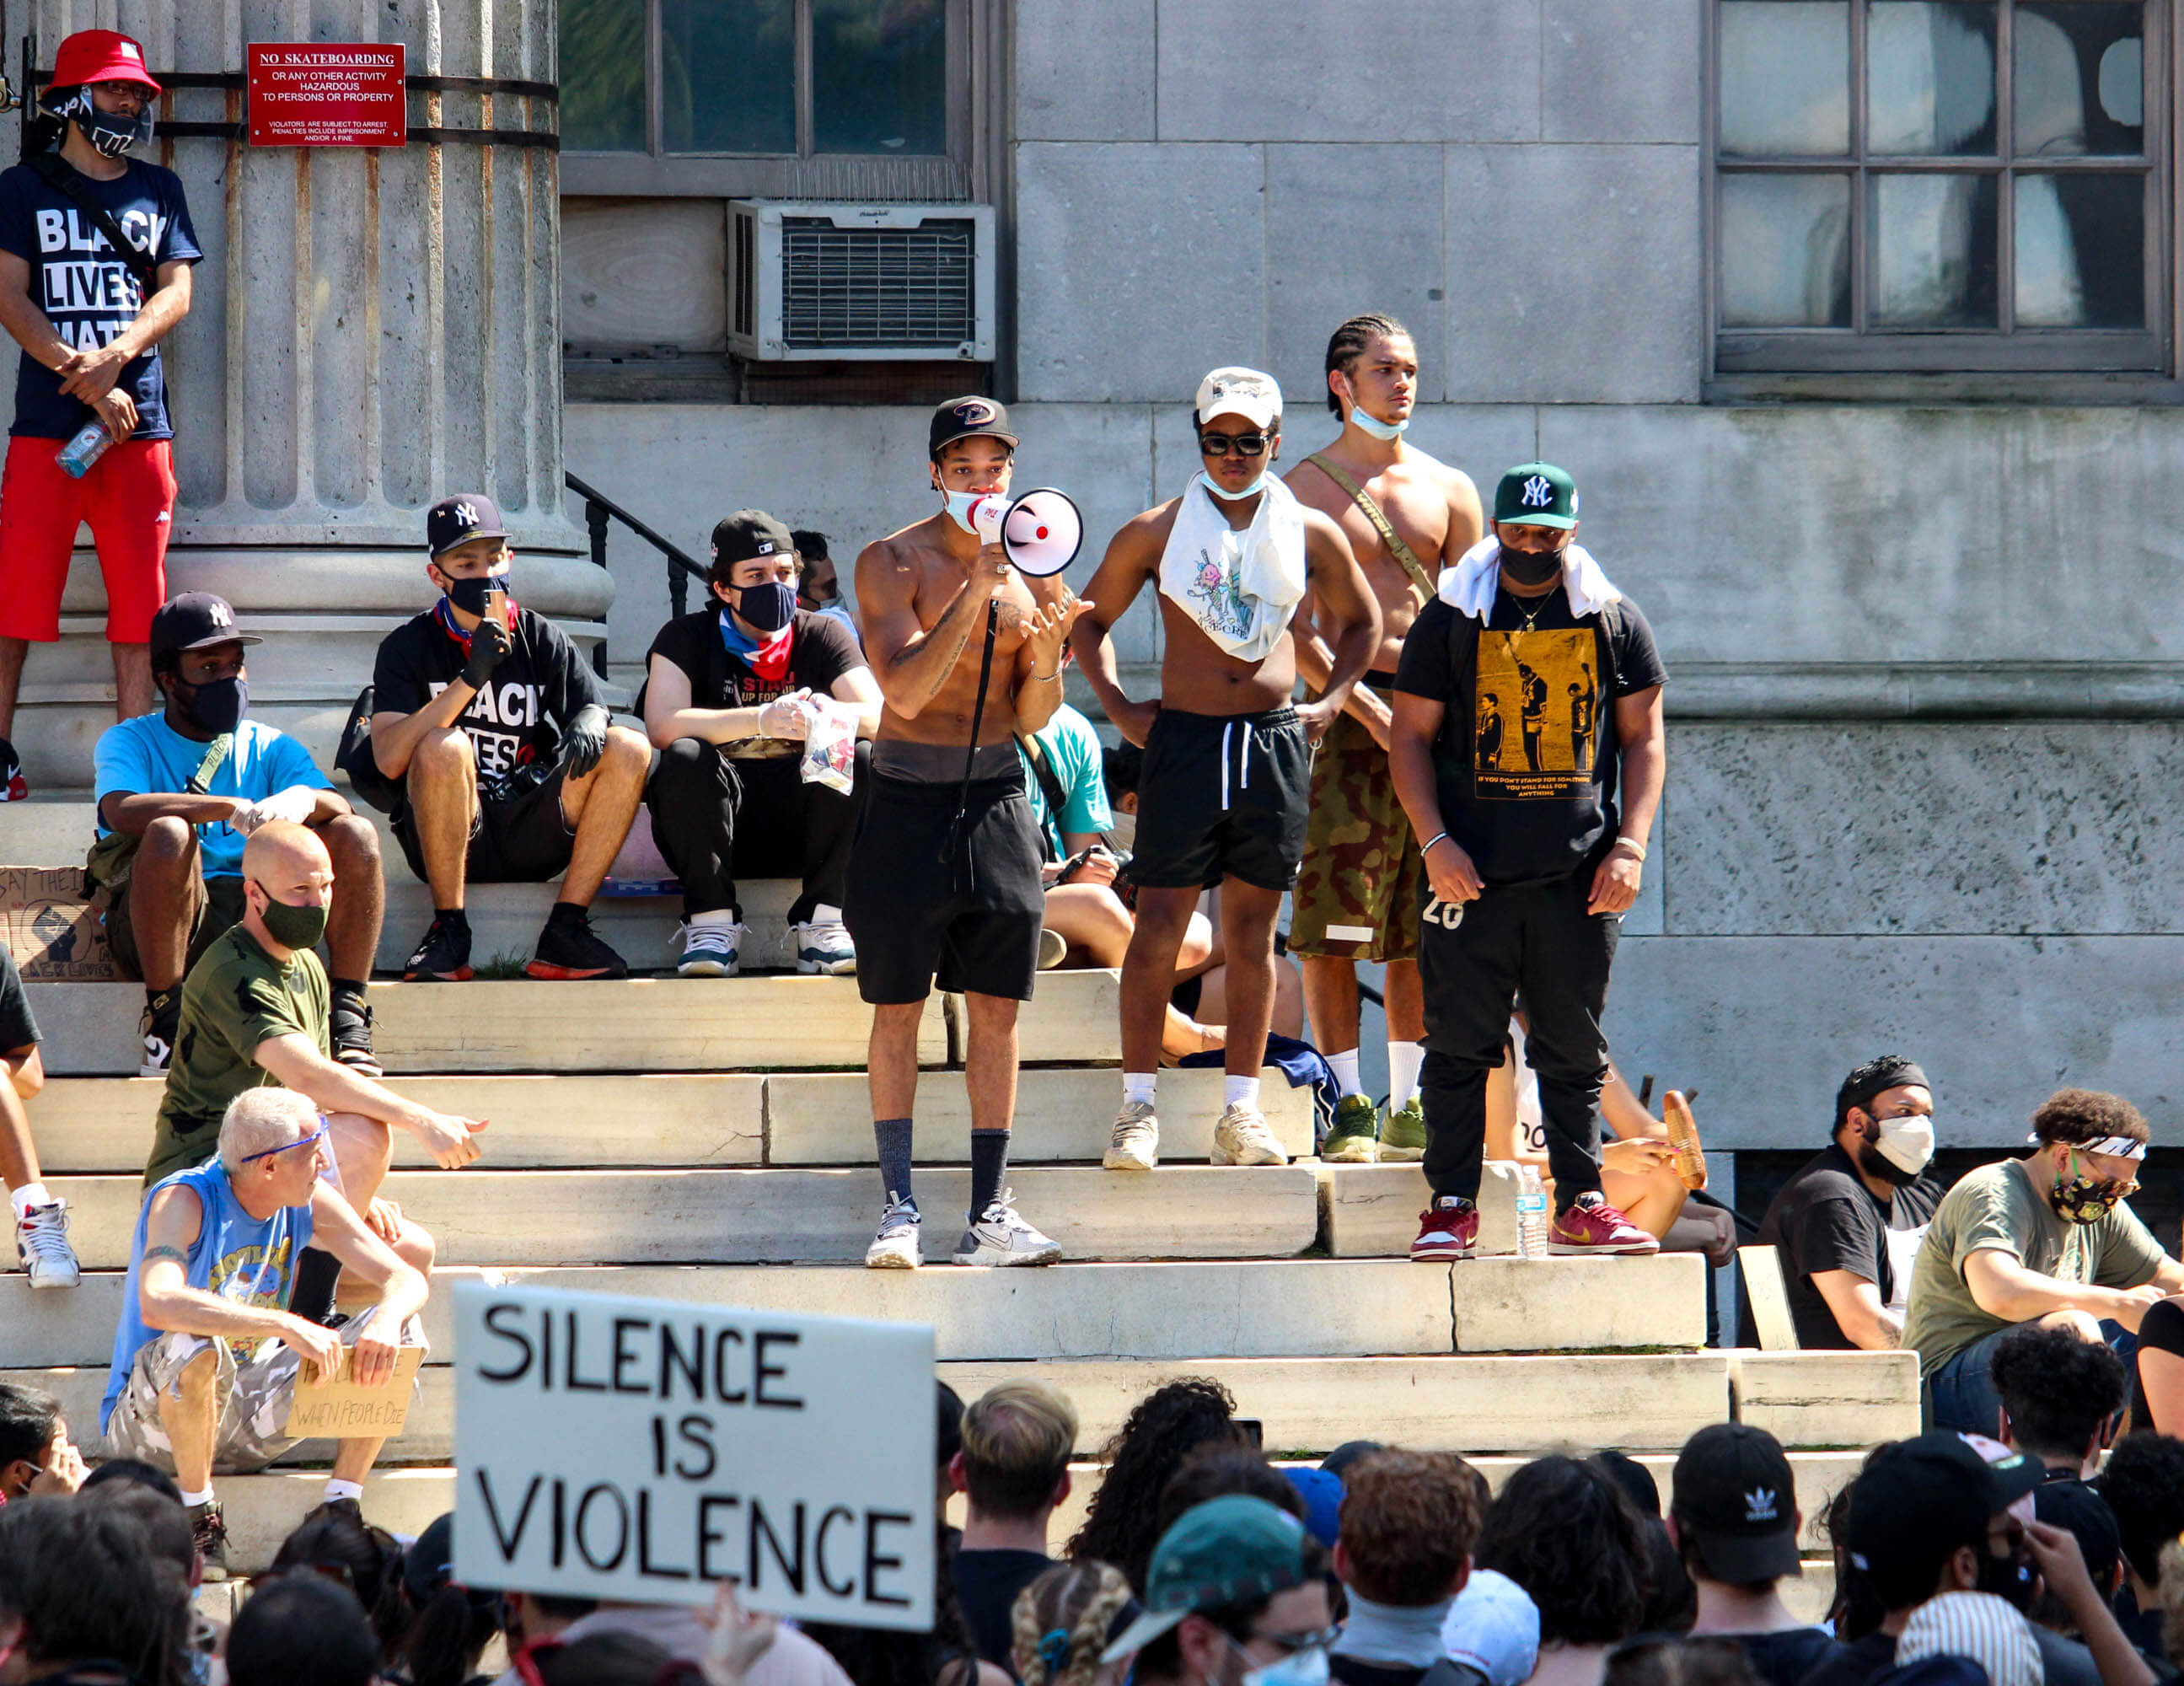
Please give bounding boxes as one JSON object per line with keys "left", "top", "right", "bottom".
{"left": 0, "top": 434, "right": 176, "bottom": 643}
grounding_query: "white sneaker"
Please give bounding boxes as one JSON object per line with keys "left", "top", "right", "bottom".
{"left": 678, "top": 913, "right": 744, "bottom": 977}
{"left": 952, "top": 1189, "right": 1061, "bottom": 1267}
{"left": 16, "top": 1201, "right": 81, "bottom": 1290}
{"left": 864, "top": 1191, "right": 922, "bottom": 1269}
{"left": 1104, "top": 1100, "right": 1159, "bottom": 1171}
{"left": 1211, "top": 1103, "right": 1289, "bottom": 1166}
{"left": 792, "top": 905, "right": 856, "bottom": 976}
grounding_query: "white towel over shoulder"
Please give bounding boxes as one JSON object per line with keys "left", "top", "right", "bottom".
{"left": 1438, "top": 536, "right": 1621, "bottom": 620}
{"left": 1158, "top": 475, "right": 1309, "bottom": 663}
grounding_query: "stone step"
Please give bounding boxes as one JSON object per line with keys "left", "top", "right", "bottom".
{"left": 25, "top": 977, "right": 948, "bottom": 1076}
{"left": 21, "top": 1350, "right": 1884, "bottom": 1467}
{"left": 25, "top": 1066, "right": 1309, "bottom": 1174}
{"left": 47, "top": 1163, "right": 1324, "bottom": 1269}
{"left": 1731, "top": 1349, "right": 1923, "bottom": 1447}
{"left": 1, "top": 1254, "right": 1710, "bottom": 1369}
{"left": 1322, "top": 1162, "right": 1532, "bottom": 1258}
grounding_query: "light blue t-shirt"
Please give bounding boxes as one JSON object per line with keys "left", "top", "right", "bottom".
{"left": 93, "top": 715, "right": 332, "bottom": 879}
{"left": 1018, "top": 703, "right": 1113, "bottom": 857}
{"left": 103, "top": 1157, "right": 314, "bottom": 1434}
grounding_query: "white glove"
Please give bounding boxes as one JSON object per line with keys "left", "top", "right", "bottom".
{"left": 253, "top": 785, "right": 321, "bottom": 826}
{"left": 227, "top": 798, "right": 263, "bottom": 835}
{"left": 756, "top": 691, "right": 813, "bottom": 741}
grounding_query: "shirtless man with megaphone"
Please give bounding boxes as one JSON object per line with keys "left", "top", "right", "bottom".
{"left": 845, "top": 396, "right": 1088, "bottom": 1272}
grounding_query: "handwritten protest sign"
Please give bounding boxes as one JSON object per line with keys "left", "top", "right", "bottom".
{"left": 453, "top": 1281, "right": 936, "bottom": 1628}
{"left": 284, "top": 1345, "right": 426, "bottom": 1438}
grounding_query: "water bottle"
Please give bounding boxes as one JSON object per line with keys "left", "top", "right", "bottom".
{"left": 56, "top": 422, "right": 111, "bottom": 479}
{"left": 1516, "top": 1165, "right": 1550, "bottom": 1259}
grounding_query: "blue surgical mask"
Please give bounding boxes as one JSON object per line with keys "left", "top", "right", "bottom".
{"left": 942, "top": 490, "right": 984, "bottom": 534}
{"left": 1199, "top": 470, "right": 1268, "bottom": 502}
{"left": 1348, "top": 408, "right": 1407, "bottom": 442}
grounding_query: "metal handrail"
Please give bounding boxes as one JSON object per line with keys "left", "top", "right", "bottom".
{"left": 566, "top": 470, "right": 711, "bottom": 673}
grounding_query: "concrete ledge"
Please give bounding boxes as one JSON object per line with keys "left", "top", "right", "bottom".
{"left": 1729, "top": 1350, "right": 1923, "bottom": 1447}
{"left": 47, "top": 1163, "right": 1323, "bottom": 1269}
{"left": 996, "top": 969, "right": 1123, "bottom": 1065}
{"left": 765, "top": 1067, "right": 1311, "bottom": 1163}
{"left": 25, "top": 978, "right": 947, "bottom": 1075}
{"left": 29, "top": 1075, "right": 766, "bottom": 1173}
{"left": 935, "top": 1354, "right": 1735, "bottom": 1454}
{"left": 1321, "top": 1162, "right": 1527, "bottom": 1258}
{"left": 1452, "top": 1255, "right": 1707, "bottom": 1351}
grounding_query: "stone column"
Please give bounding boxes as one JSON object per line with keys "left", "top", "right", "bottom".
{"left": 12, "top": 0, "right": 606, "bottom": 786}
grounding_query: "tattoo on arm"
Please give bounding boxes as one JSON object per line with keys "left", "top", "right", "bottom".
{"left": 142, "top": 1244, "right": 190, "bottom": 1270}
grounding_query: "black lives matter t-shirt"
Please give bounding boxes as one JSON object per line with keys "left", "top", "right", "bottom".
{"left": 0, "top": 156, "right": 201, "bottom": 439}
{"left": 0, "top": 942, "right": 39, "bottom": 1053}
{"left": 640, "top": 607, "right": 865, "bottom": 754}
{"left": 372, "top": 605, "right": 601, "bottom": 791}
{"left": 1394, "top": 588, "right": 1666, "bottom": 886}
{"left": 1746, "top": 1142, "right": 1943, "bottom": 1350}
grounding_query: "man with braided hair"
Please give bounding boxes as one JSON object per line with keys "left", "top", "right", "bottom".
{"left": 1286, "top": 315, "right": 1482, "bottom": 1162}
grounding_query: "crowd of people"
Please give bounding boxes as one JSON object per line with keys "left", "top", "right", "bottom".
{"left": 9, "top": 1367, "right": 2184, "bottom": 1686}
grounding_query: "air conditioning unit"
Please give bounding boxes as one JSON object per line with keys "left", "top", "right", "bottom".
{"left": 727, "top": 200, "right": 996, "bottom": 362}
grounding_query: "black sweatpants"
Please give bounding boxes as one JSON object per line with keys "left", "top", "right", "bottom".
{"left": 646, "top": 737, "right": 868, "bottom": 922}
{"left": 1417, "top": 862, "right": 1619, "bottom": 1211}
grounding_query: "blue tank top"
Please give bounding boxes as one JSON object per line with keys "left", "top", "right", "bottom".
{"left": 102, "top": 1159, "right": 314, "bottom": 1435}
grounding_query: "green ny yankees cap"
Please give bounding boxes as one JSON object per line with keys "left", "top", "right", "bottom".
{"left": 1494, "top": 462, "right": 1580, "bottom": 529}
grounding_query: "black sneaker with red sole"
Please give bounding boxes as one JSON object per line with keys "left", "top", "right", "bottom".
{"left": 526, "top": 911, "right": 628, "bottom": 980}
{"left": 404, "top": 915, "right": 475, "bottom": 981}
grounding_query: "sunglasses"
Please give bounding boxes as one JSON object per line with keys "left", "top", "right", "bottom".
{"left": 1198, "top": 433, "right": 1272, "bottom": 458}
{"left": 239, "top": 1119, "right": 330, "bottom": 1166}
{"left": 1242, "top": 1624, "right": 1342, "bottom": 1656}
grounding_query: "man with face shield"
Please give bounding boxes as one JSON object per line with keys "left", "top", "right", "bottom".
{"left": 370, "top": 495, "right": 651, "bottom": 982}
{"left": 1745, "top": 1055, "right": 1945, "bottom": 1350}
{"left": 93, "top": 593, "right": 384, "bottom": 1079}
{"left": 1906, "top": 1087, "right": 2184, "bottom": 1436}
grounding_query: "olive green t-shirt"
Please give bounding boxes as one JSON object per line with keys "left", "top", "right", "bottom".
{"left": 147, "top": 923, "right": 329, "bottom": 1187}
{"left": 1904, "top": 1156, "right": 2165, "bottom": 1372}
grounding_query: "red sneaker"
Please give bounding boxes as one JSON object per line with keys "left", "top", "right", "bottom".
{"left": 1412, "top": 1197, "right": 1478, "bottom": 1261}
{"left": 1549, "top": 1193, "right": 1660, "bottom": 1256}
{"left": 0, "top": 737, "right": 24, "bottom": 802}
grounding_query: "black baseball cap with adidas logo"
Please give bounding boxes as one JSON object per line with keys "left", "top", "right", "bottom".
{"left": 1670, "top": 1422, "right": 1803, "bottom": 1583}
{"left": 929, "top": 395, "right": 1017, "bottom": 460}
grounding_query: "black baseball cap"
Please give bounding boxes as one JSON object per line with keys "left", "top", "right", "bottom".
{"left": 929, "top": 395, "right": 1017, "bottom": 460}
{"left": 148, "top": 593, "right": 260, "bottom": 662}
{"left": 1849, "top": 1433, "right": 2043, "bottom": 1592}
{"left": 710, "top": 509, "right": 797, "bottom": 569}
{"left": 426, "top": 493, "right": 508, "bottom": 561}
{"left": 2034, "top": 1478, "right": 2121, "bottom": 1592}
{"left": 1672, "top": 1424, "right": 1801, "bottom": 1583}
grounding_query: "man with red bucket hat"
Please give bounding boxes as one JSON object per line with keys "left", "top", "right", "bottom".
{"left": 0, "top": 28, "right": 200, "bottom": 800}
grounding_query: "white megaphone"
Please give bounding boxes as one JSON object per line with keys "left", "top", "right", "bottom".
{"left": 965, "top": 487, "right": 1084, "bottom": 578}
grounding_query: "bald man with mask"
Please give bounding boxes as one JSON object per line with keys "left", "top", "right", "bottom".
{"left": 150, "top": 823, "right": 481, "bottom": 1328}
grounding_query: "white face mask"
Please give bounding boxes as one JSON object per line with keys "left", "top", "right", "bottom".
{"left": 1873, "top": 1114, "right": 1936, "bottom": 1175}
{"left": 941, "top": 489, "right": 984, "bottom": 534}
{"left": 1199, "top": 469, "right": 1268, "bottom": 502}
{"left": 1348, "top": 407, "right": 1406, "bottom": 442}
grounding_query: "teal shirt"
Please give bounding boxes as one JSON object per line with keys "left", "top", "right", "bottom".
{"left": 1017, "top": 703, "right": 1112, "bottom": 856}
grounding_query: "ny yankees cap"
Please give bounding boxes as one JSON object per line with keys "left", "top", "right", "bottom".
{"left": 1494, "top": 462, "right": 1580, "bottom": 530}
{"left": 1670, "top": 1423, "right": 1802, "bottom": 1584}
{"left": 711, "top": 508, "right": 796, "bottom": 567}
{"left": 149, "top": 593, "right": 260, "bottom": 661}
{"left": 427, "top": 494, "right": 509, "bottom": 560}
{"left": 930, "top": 395, "right": 1017, "bottom": 459}
{"left": 1195, "top": 366, "right": 1283, "bottom": 431}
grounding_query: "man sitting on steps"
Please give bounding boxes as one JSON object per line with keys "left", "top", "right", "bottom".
{"left": 95, "top": 592, "right": 384, "bottom": 1078}
{"left": 149, "top": 820, "right": 474, "bottom": 1338}
{"left": 102, "top": 1086, "right": 431, "bottom": 1580}
{"left": 369, "top": 494, "right": 650, "bottom": 982}
{"left": 0, "top": 938, "right": 78, "bottom": 1289}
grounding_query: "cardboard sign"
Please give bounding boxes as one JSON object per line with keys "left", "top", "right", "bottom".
{"left": 248, "top": 43, "right": 406, "bottom": 148}
{"left": 0, "top": 866, "right": 116, "bottom": 980}
{"left": 284, "top": 1344, "right": 427, "bottom": 1438}
{"left": 453, "top": 1281, "right": 935, "bottom": 1627}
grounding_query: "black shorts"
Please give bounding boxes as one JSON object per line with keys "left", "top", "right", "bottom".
{"left": 392, "top": 761, "right": 577, "bottom": 884}
{"left": 842, "top": 755, "right": 1044, "bottom": 1005}
{"left": 1127, "top": 706, "right": 1312, "bottom": 892}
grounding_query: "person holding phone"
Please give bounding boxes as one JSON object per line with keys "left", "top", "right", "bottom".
{"left": 368, "top": 495, "right": 651, "bottom": 982}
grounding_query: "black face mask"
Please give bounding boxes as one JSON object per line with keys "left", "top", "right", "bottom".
{"left": 732, "top": 581, "right": 797, "bottom": 634}
{"left": 176, "top": 674, "right": 247, "bottom": 735}
{"left": 1976, "top": 1539, "right": 2036, "bottom": 1611}
{"left": 1500, "top": 542, "right": 1564, "bottom": 588}
{"left": 446, "top": 570, "right": 513, "bottom": 616}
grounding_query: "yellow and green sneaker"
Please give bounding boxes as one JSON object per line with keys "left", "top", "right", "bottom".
{"left": 1378, "top": 1095, "right": 1427, "bottom": 1162}
{"left": 1323, "top": 1093, "right": 1380, "bottom": 1162}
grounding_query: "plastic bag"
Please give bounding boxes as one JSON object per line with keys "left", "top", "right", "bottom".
{"left": 800, "top": 697, "right": 857, "bottom": 794}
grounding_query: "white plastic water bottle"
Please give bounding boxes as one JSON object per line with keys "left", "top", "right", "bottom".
{"left": 1516, "top": 1165, "right": 1550, "bottom": 1259}
{"left": 56, "top": 421, "right": 111, "bottom": 479}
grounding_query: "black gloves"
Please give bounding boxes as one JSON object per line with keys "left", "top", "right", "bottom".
{"left": 461, "top": 618, "right": 512, "bottom": 690}
{"left": 564, "top": 704, "right": 610, "bottom": 778}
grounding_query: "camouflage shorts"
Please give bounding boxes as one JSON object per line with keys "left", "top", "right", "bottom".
{"left": 1289, "top": 704, "right": 1422, "bottom": 963}
{"left": 102, "top": 1307, "right": 421, "bottom": 1476}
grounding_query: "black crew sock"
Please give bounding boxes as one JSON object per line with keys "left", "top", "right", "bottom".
{"left": 875, "top": 1119, "right": 915, "bottom": 1205}
{"left": 290, "top": 1246, "right": 344, "bottom": 1327}
{"left": 435, "top": 907, "right": 470, "bottom": 930}
{"left": 969, "top": 1130, "right": 1011, "bottom": 1218}
{"left": 547, "top": 900, "right": 588, "bottom": 929}
{"left": 145, "top": 985, "right": 175, "bottom": 1011}
{"left": 330, "top": 978, "right": 368, "bottom": 1004}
